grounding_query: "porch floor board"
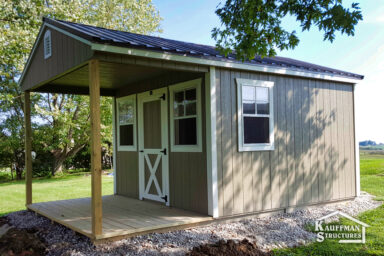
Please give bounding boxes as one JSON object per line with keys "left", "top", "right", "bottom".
{"left": 27, "top": 195, "right": 212, "bottom": 241}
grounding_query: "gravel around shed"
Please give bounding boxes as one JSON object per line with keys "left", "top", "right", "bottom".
{"left": 3, "top": 192, "right": 381, "bottom": 256}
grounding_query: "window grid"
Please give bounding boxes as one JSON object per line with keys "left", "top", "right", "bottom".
{"left": 173, "top": 88, "right": 197, "bottom": 120}
{"left": 242, "top": 86, "right": 270, "bottom": 118}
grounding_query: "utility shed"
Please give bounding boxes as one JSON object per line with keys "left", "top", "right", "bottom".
{"left": 20, "top": 17, "right": 364, "bottom": 241}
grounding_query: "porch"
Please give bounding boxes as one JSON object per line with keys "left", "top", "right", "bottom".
{"left": 27, "top": 195, "right": 212, "bottom": 241}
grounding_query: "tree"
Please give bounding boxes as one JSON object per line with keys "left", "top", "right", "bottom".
{"left": 212, "top": 0, "right": 362, "bottom": 59}
{"left": 0, "top": 0, "right": 161, "bottom": 178}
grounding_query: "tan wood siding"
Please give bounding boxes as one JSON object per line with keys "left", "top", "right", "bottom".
{"left": 215, "top": 68, "right": 356, "bottom": 217}
{"left": 115, "top": 72, "right": 208, "bottom": 215}
{"left": 21, "top": 27, "right": 93, "bottom": 91}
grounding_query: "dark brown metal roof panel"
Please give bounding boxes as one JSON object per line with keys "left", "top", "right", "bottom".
{"left": 43, "top": 17, "right": 364, "bottom": 80}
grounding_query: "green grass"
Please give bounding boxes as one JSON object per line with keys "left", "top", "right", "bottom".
{"left": 0, "top": 173, "right": 113, "bottom": 216}
{"left": 273, "top": 152, "right": 384, "bottom": 256}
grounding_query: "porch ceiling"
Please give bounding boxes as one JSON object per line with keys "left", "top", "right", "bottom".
{"left": 35, "top": 61, "right": 171, "bottom": 96}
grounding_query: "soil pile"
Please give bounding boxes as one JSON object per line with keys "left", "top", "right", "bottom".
{"left": 0, "top": 217, "right": 46, "bottom": 256}
{"left": 187, "top": 239, "right": 271, "bottom": 256}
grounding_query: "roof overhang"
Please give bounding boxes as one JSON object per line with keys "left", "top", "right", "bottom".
{"left": 19, "top": 19, "right": 363, "bottom": 89}
{"left": 91, "top": 43, "right": 362, "bottom": 84}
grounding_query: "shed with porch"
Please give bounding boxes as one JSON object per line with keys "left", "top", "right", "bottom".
{"left": 20, "top": 17, "right": 363, "bottom": 241}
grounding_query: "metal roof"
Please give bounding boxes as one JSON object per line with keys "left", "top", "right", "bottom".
{"left": 44, "top": 17, "right": 364, "bottom": 80}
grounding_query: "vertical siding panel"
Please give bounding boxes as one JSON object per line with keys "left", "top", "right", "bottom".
{"left": 270, "top": 74, "right": 280, "bottom": 209}
{"left": 301, "top": 80, "right": 312, "bottom": 203}
{"left": 309, "top": 80, "right": 318, "bottom": 202}
{"left": 215, "top": 69, "right": 224, "bottom": 216}
{"left": 349, "top": 88, "right": 357, "bottom": 196}
{"left": 323, "top": 82, "right": 333, "bottom": 201}
{"left": 294, "top": 79, "right": 304, "bottom": 205}
{"left": 317, "top": 82, "right": 326, "bottom": 202}
{"left": 277, "top": 76, "right": 288, "bottom": 208}
{"left": 330, "top": 83, "right": 340, "bottom": 199}
{"left": 261, "top": 151, "right": 271, "bottom": 210}
{"left": 252, "top": 151, "right": 263, "bottom": 211}
{"left": 343, "top": 86, "right": 353, "bottom": 197}
{"left": 231, "top": 70, "right": 244, "bottom": 214}
{"left": 286, "top": 78, "right": 295, "bottom": 206}
{"left": 221, "top": 69, "right": 234, "bottom": 216}
{"left": 183, "top": 153, "right": 191, "bottom": 210}
{"left": 336, "top": 84, "right": 346, "bottom": 198}
{"left": 51, "top": 31, "right": 58, "bottom": 76}
{"left": 241, "top": 71, "right": 254, "bottom": 213}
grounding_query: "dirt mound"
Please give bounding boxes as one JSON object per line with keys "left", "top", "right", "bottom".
{"left": 0, "top": 223, "right": 46, "bottom": 256}
{"left": 187, "top": 239, "right": 271, "bottom": 256}
{"left": 0, "top": 217, "right": 7, "bottom": 227}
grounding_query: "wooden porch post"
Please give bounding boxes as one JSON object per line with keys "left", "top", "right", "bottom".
{"left": 24, "top": 91, "right": 32, "bottom": 206}
{"left": 89, "top": 59, "right": 102, "bottom": 236}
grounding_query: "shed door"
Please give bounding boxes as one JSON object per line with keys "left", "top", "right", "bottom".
{"left": 138, "top": 88, "right": 169, "bottom": 205}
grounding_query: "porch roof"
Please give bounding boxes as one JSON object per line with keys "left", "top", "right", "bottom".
{"left": 43, "top": 17, "right": 363, "bottom": 80}
{"left": 19, "top": 17, "right": 363, "bottom": 93}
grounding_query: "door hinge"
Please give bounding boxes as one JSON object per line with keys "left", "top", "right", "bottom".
{"left": 161, "top": 195, "right": 168, "bottom": 203}
{"left": 160, "top": 148, "right": 167, "bottom": 155}
{"left": 159, "top": 93, "right": 166, "bottom": 101}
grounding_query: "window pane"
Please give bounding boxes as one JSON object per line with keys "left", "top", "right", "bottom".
{"left": 174, "top": 118, "right": 197, "bottom": 145}
{"left": 242, "top": 86, "right": 255, "bottom": 101}
{"left": 119, "top": 101, "right": 134, "bottom": 125}
{"left": 186, "top": 102, "right": 196, "bottom": 115}
{"left": 174, "top": 103, "right": 184, "bottom": 117}
{"left": 243, "top": 102, "right": 255, "bottom": 114}
{"left": 185, "top": 88, "right": 196, "bottom": 101}
{"left": 256, "top": 87, "right": 269, "bottom": 102}
{"left": 174, "top": 91, "right": 184, "bottom": 103}
{"left": 243, "top": 117, "right": 269, "bottom": 144}
{"left": 257, "top": 103, "right": 269, "bottom": 115}
{"left": 120, "top": 124, "right": 133, "bottom": 146}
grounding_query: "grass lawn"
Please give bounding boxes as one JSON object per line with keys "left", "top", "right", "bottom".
{"left": 0, "top": 173, "right": 113, "bottom": 216}
{"left": 274, "top": 152, "right": 384, "bottom": 256}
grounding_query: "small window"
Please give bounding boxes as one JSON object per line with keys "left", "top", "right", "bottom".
{"left": 117, "top": 95, "right": 137, "bottom": 151}
{"left": 169, "top": 78, "right": 202, "bottom": 152}
{"left": 237, "top": 78, "right": 274, "bottom": 151}
{"left": 44, "top": 30, "right": 52, "bottom": 59}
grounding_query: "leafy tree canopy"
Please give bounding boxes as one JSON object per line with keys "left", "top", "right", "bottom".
{"left": 212, "top": 0, "right": 363, "bottom": 60}
{"left": 0, "top": 0, "right": 161, "bottom": 177}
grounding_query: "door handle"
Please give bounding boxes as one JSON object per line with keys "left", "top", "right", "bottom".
{"left": 160, "top": 148, "right": 167, "bottom": 155}
{"left": 139, "top": 150, "right": 144, "bottom": 153}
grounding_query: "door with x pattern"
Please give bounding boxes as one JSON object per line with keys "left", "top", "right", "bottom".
{"left": 138, "top": 88, "right": 169, "bottom": 205}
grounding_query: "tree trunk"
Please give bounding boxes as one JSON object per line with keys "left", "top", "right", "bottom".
{"left": 51, "top": 144, "right": 86, "bottom": 175}
{"left": 15, "top": 164, "right": 23, "bottom": 180}
{"left": 52, "top": 157, "right": 66, "bottom": 175}
{"left": 10, "top": 164, "right": 14, "bottom": 180}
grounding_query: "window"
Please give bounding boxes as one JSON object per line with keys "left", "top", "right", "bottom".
{"left": 44, "top": 30, "right": 52, "bottom": 59}
{"left": 169, "top": 78, "right": 202, "bottom": 152}
{"left": 117, "top": 95, "right": 137, "bottom": 151}
{"left": 236, "top": 78, "right": 274, "bottom": 151}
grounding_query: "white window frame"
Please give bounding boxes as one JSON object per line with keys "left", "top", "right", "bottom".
{"left": 44, "top": 30, "right": 52, "bottom": 59}
{"left": 169, "top": 78, "right": 202, "bottom": 152}
{"left": 236, "top": 78, "right": 275, "bottom": 151}
{"left": 116, "top": 94, "right": 137, "bottom": 151}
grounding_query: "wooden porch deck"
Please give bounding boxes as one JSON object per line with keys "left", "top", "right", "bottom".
{"left": 27, "top": 195, "right": 212, "bottom": 241}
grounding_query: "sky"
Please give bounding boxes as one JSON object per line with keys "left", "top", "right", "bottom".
{"left": 152, "top": 0, "right": 384, "bottom": 143}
